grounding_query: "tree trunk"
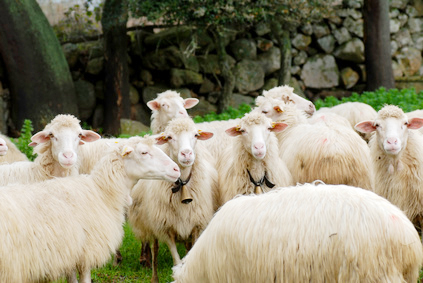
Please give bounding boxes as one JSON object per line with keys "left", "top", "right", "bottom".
{"left": 0, "top": 0, "right": 78, "bottom": 133}
{"left": 101, "top": 0, "right": 130, "bottom": 136}
{"left": 210, "top": 26, "right": 235, "bottom": 113}
{"left": 271, "top": 21, "right": 291, "bottom": 85}
{"left": 363, "top": 0, "right": 395, "bottom": 90}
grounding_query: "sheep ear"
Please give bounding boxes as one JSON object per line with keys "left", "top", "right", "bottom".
{"left": 121, "top": 146, "right": 134, "bottom": 157}
{"left": 270, "top": 122, "right": 288, "bottom": 132}
{"left": 196, "top": 130, "right": 213, "bottom": 140}
{"left": 226, "top": 126, "right": 242, "bottom": 137}
{"left": 155, "top": 134, "right": 169, "bottom": 145}
{"left": 31, "top": 130, "right": 50, "bottom": 144}
{"left": 273, "top": 106, "right": 284, "bottom": 113}
{"left": 28, "top": 141, "right": 38, "bottom": 147}
{"left": 184, "top": 98, "right": 199, "bottom": 109}
{"left": 355, "top": 121, "right": 376, "bottom": 133}
{"left": 147, "top": 100, "right": 160, "bottom": 111}
{"left": 81, "top": 130, "right": 101, "bottom": 143}
{"left": 408, "top": 118, "right": 423, "bottom": 130}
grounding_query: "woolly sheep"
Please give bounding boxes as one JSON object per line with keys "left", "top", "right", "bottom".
{"left": 356, "top": 105, "right": 423, "bottom": 228}
{"left": 0, "top": 136, "right": 180, "bottom": 283}
{"left": 172, "top": 183, "right": 423, "bottom": 283}
{"left": 0, "top": 134, "right": 28, "bottom": 163}
{"left": 147, "top": 90, "right": 199, "bottom": 134}
{"left": 217, "top": 111, "right": 293, "bottom": 206}
{"left": 0, "top": 114, "right": 100, "bottom": 186}
{"left": 316, "top": 102, "right": 377, "bottom": 142}
{"left": 255, "top": 99, "right": 373, "bottom": 190}
{"left": 128, "top": 117, "right": 217, "bottom": 282}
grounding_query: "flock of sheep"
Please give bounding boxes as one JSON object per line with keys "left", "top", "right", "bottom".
{"left": 0, "top": 85, "right": 423, "bottom": 282}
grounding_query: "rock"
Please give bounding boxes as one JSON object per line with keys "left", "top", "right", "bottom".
{"left": 144, "top": 26, "right": 192, "bottom": 48}
{"left": 317, "top": 35, "right": 336, "bottom": 54}
{"left": 313, "top": 23, "right": 330, "bottom": 38}
{"left": 141, "top": 85, "right": 169, "bottom": 103}
{"left": 411, "top": 0, "right": 423, "bottom": 16}
{"left": 182, "top": 55, "right": 200, "bottom": 72}
{"left": 291, "top": 65, "right": 301, "bottom": 75}
{"left": 197, "top": 54, "right": 236, "bottom": 75}
{"left": 188, "top": 97, "right": 217, "bottom": 117}
{"left": 74, "top": 79, "right": 96, "bottom": 121}
{"left": 131, "top": 104, "right": 151, "bottom": 126}
{"left": 229, "top": 93, "right": 254, "bottom": 109}
{"left": 129, "top": 85, "right": 140, "bottom": 105}
{"left": 412, "top": 33, "right": 423, "bottom": 50}
{"left": 76, "top": 41, "right": 103, "bottom": 58}
{"left": 406, "top": 5, "right": 419, "bottom": 17}
{"left": 95, "top": 81, "right": 104, "bottom": 100}
{"left": 408, "top": 18, "right": 423, "bottom": 33}
{"left": 62, "top": 43, "right": 79, "bottom": 68}
{"left": 234, "top": 59, "right": 265, "bottom": 94}
{"left": 390, "top": 0, "right": 409, "bottom": 9}
{"left": 229, "top": 38, "right": 257, "bottom": 61}
{"left": 333, "top": 38, "right": 365, "bottom": 63}
{"left": 143, "top": 46, "right": 183, "bottom": 71}
{"left": 255, "top": 21, "right": 271, "bottom": 36}
{"left": 333, "top": 27, "right": 352, "bottom": 45}
{"left": 140, "top": 69, "right": 154, "bottom": 86}
{"left": 390, "top": 19, "right": 401, "bottom": 33}
{"left": 256, "top": 38, "right": 273, "bottom": 52}
{"left": 120, "top": 119, "right": 150, "bottom": 136}
{"left": 301, "top": 23, "right": 313, "bottom": 35}
{"left": 358, "top": 64, "right": 366, "bottom": 82}
{"left": 292, "top": 34, "right": 312, "bottom": 50}
{"left": 347, "top": 8, "right": 362, "bottom": 20}
{"left": 390, "top": 9, "right": 400, "bottom": 18}
{"left": 263, "top": 78, "right": 279, "bottom": 91}
{"left": 398, "top": 13, "right": 409, "bottom": 26}
{"left": 257, "top": 47, "right": 281, "bottom": 75}
{"left": 92, "top": 105, "right": 104, "bottom": 130}
{"left": 340, "top": 67, "right": 359, "bottom": 89}
{"left": 300, "top": 54, "right": 339, "bottom": 88}
{"left": 170, "top": 68, "right": 203, "bottom": 88}
{"left": 293, "top": 50, "right": 308, "bottom": 66}
{"left": 392, "top": 60, "right": 404, "bottom": 79}
{"left": 394, "top": 28, "right": 412, "bottom": 47}
{"left": 85, "top": 57, "right": 103, "bottom": 75}
{"left": 397, "top": 47, "right": 422, "bottom": 76}
{"left": 391, "top": 40, "right": 399, "bottom": 55}
{"left": 343, "top": 17, "right": 364, "bottom": 37}
{"left": 199, "top": 77, "right": 216, "bottom": 94}
{"left": 346, "top": 0, "right": 362, "bottom": 8}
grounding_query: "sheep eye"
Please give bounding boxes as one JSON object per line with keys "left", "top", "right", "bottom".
{"left": 49, "top": 133, "right": 54, "bottom": 138}
{"left": 78, "top": 133, "right": 82, "bottom": 138}
{"left": 239, "top": 129, "right": 245, "bottom": 133}
{"left": 167, "top": 136, "right": 172, "bottom": 140}
{"left": 195, "top": 133, "right": 200, "bottom": 137}
{"left": 262, "top": 111, "right": 268, "bottom": 114}
{"left": 375, "top": 123, "right": 379, "bottom": 128}
{"left": 141, "top": 152, "right": 148, "bottom": 155}
{"left": 404, "top": 122, "right": 408, "bottom": 126}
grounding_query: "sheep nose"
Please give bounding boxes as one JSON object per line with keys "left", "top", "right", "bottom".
{"left": 309, "top": 103, "right": 316, "bottom": 113}
{"left": 254, "top": 143, "right": 264, "bottom": 150}
{"left": 63, "top": 152, "right": 74, "bottom": 159}
{"left": 181, "top": 150, "right": 192, "bottom": 157}
{"left": 387, "top": 138, "right": 398, "bottom": 145}
{"left": 179, "top": 111, "right": 188, "bottom": 117}
{"left": 173, "top": 166, "right": 180, "bottom": 173}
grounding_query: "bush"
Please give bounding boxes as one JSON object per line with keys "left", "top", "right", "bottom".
{"left": 12, "top": 119, "right": 35, "bottom": 161}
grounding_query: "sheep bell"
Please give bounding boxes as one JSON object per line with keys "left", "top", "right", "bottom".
{"left": 254, "top": 186, "right": 263, "bottom": 194}
{"left": 181, "top": 185, "right": 193, "bottom": 204}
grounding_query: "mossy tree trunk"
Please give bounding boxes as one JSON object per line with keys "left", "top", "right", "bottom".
{"left": 101, "top": 0, "right": 130, "bottom": 136}
{"left": 0, "top": 0, "right": 78, "bottom": 133}
{"left": 210, "top": 26, "right": 235, "bottom": 113}
{"left": 363, "top": 0, "right": 394, "bottom": 90}
{"left": 271, "top": 21, "right": 291, "bottom": 85}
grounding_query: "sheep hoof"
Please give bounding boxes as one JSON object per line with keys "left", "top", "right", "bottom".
{"left": 113, "top": 250, "right": 123, "bottom": 266}
{"left": 140, "top": 256, "right": 152, "bottom": 269}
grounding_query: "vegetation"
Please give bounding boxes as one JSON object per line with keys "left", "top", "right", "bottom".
{"left": 12, "top": 119, "right": 35, "bottom": 161}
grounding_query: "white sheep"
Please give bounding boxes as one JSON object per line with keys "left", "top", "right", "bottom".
{"left": 0, "top": 134, "right": 28, "bottom": 163}
{"left": 355, "top": 105, "right": 423, "bottom": 228}
{"left": 0, "top": 114, "right": 100, "bottom": 185}
{"left": 0, "top": 136, "right": 180, "bottom": 283}
{"left": 315, "top": 102, "right": 377, "bottom": 142}
{"left": 147, "top": 90, "right": 199, "bottom": 134}
{"left": 128, "top": 117, "right": 217, "bottom": 282}
{"left": 173, "top": 183, "right": 423, "bottom": 283}
{"left": 217, "top": 111, "right": 293, "bottom": 206}
{"left": 0, "top": 136, "right": 8, "bottom": 157}
{"left": 254, "top": 99, "right": 374, "bottom": 190}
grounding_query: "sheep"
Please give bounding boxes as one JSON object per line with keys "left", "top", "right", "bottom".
{"left": 254, "top": 98, "right": 374, "bottom": 190}
{"left": 172, "top": 183, "right": 423, "bottom": 283}
{"left": 355, "top": 105, "right": 423, "bottom": 230}
{"left": 0, "top": 135, "right": 181, "bottom": 283}
{"left": 315, "top": 102, "right": 377, "bottom": 142}
{"left": 0, "top": 134, "right": 28, "bottom": 163}
{"left": 147, "top": 90, "right": 199, "bottom": 134}
{"left": 0, "top": 136, "right": 8, "bottom": 157}
{"left": 128, "top": 117, "right": 217, "bottom": 282}
{"left": 217, "top": 111, "right": 293, "bottom": 206}
{"left": 0, "top": 114, "right": 101, "bottom": 185}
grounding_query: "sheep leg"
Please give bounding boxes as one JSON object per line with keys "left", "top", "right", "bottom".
{"left": 66, "top": 270, "right": 78, "bottom": 283}
{"left": 113, "top": 248, "right": 123, "bottom": 266}
{"left": 78, "top": 267, "right": 92, "bottom": 283}
{"left": 140, "top": 241, "right": 152, "bottom": 268}
{"left": 165, "top": 235, "right": 181, "bottom": 265}
{"left": 151, "top": 239, "right": 159, "bottom": 283}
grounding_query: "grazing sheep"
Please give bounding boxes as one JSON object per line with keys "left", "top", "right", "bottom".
{"left": 0, "top": 136, "right": 180, "bottom": 283}
{"left": 173, "top": 183, "right": 423, "bottom": 283}
{"left": 316, "top": 102, "right": 377, "bottom": 142}
{"left": 0, "top": 134, "right": 28, "bottom": 163}
{"left": 148, "top": 90, "right": 199, "bottom": 134}
{"left": 0, "top": 114, "right": 100, "bottom": 185}
{"left": 128, "top": 117, "right": 217, "bottom": 282}
{"left": 217, "top": 111, "right": 293, "bottom": 206}
{"left": 355, "top": 105, "right": 423, "bottom": 229}
{"left": 255, "top": 98, "right": 374, "bottom": 191}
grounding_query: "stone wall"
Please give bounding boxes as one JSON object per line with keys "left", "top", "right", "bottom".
{"left": 2, "top": 0, "right": 423, "bottom": 135}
